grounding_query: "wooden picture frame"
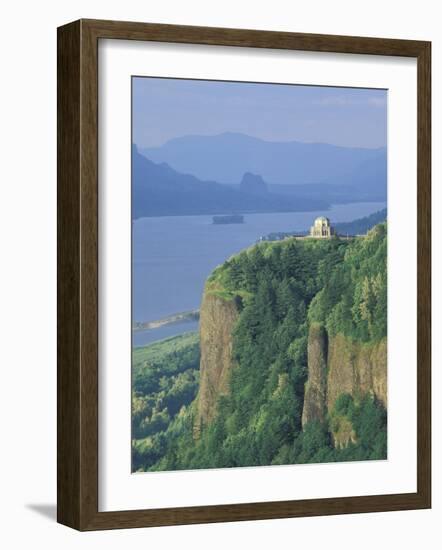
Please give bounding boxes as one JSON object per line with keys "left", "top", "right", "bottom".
{"left": 57, "top": 18, "right": 431, "bottom": 530}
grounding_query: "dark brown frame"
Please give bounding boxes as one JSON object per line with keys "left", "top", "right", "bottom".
{"left": 57, "top": 18, "right": 431, "bottom": 531}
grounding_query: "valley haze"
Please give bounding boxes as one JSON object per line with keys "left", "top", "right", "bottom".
{"left": 133, "top": 133, "right": 386, "bottom": 218}
{"left": 141, "top": 132, "right": 386, "bottom": 187}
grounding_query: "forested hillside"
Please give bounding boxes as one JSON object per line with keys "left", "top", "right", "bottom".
{"left": 334, "top": 208, "right": 387, "bottom": 238}
{"left": 131, "top": 333, "right": 200, "bottom": 471}
{"left": 132, "top": 224, "right": 387, "bottom": 472}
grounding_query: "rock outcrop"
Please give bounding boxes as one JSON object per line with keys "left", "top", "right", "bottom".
{"left": 195, "top": 290, "right": 239, "bottom": 435}
{"left": 327, "top": 332, "right": 387, "bottom": 411}
{"left": 302, "top": 324, "right": 387, "bottom": 446}
{"left": 239, "top": 172, "right": 268, "bottom": 195}
{"left": 301, "top": 323, "right": 328, "bottom": 427}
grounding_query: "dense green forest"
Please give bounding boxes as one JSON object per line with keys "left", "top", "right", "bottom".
{"left": 132, "top": 332, "right": 200, "bottom": 471}
{"left": 132, "top": 224, "right": 387, "bottom": 472}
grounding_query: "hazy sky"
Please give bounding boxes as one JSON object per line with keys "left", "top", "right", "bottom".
{"left": 132, "top": 77, "right": 387, "bottom": 149}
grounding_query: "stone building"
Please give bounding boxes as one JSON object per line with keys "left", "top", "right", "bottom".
{"left": 310, "top": 216, "right": 335, "bottom": 238}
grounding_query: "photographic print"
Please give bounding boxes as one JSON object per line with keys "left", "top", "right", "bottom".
{"left": 131, "top": 77, "right": 388, "bottom": 473}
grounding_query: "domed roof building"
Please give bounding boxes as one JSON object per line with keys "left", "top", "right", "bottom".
{"left": 310, "top": 216, "right": 335, "bottom": 238}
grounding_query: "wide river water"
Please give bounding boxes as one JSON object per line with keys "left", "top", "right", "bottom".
{"left": 132, "top": 202, "right": 385, "bottom": 346}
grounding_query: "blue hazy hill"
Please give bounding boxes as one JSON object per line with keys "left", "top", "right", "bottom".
{"left": 141, "top": 132, "right": 387, "bottom": 192}
{"left": 132, "top": 146, "right": 329, "bottom": 218}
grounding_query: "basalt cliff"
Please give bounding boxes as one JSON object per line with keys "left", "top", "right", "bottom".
{"left": 195, "top": 290, "right": 239, "bottom": 434}
{"left": 185, "top": 224, "right": 387, "bottom": 467}
{"left": 302, "top": 323, "right": 387, "bottom": 448}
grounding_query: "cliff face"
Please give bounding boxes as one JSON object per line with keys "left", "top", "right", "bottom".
{"left": 301, "top": 324, "right": 328, "bottom": 427}
{"left": 193, "top": 224, "right": 386, "bottom": 455}
{"left": 302, "top": 324, "right": 387, "bottom": 446}
{"left": 327, "top": 332, "right": 387, "bottom": 411}
{"left": 195, "top": 290, "right": 239, "bottom": 434}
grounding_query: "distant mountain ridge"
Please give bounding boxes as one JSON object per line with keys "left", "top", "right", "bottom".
{"left": 140, "top": 132, "right": 387, "bottom": 195}
{"left": 132, "top": 146, "right": 329, "bottom": 218}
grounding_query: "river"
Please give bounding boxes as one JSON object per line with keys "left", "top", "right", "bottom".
{"left": 132, "top": 202, "right": 385, "bottom": 346}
